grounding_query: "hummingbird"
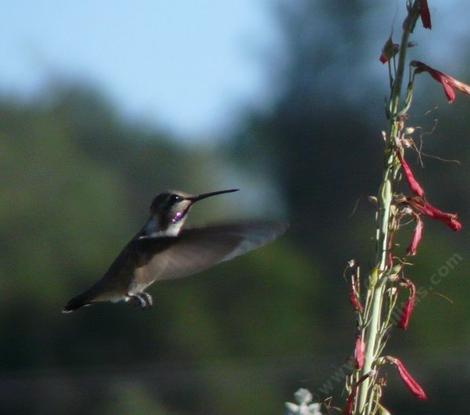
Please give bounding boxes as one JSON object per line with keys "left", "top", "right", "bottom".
{"left": 63, "top": 189, "right": 287, "bottom": 312}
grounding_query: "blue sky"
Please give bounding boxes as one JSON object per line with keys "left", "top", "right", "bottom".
{"left": 1, "top": 1, "right": 468, "bottom": 141}
{"left": 1, "top": 0, "right": 277, "bottom": 140}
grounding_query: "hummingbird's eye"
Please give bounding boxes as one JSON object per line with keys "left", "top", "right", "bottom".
{"left": 169, "top": 194, "right": 182, "bottom": 203}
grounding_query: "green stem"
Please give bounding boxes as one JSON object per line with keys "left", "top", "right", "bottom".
{"left": 354, "top": 3, "right": 420, "bottom": 414}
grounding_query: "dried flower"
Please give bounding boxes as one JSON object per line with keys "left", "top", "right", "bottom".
{"left": 379, "top": 38, "right": 399, "bottom": 64}
{"left": 354, "top": 335, "right": 365, "bottom": 369}
{"left": 397, "top": 152, "right": 425, "bottom": 197}
{"left": 387, "top": 357, "right": 427, "bottom": 400}
{"left": 419, "top": 0, "right": 432, "bottom": 29}
{"left": 397, "top": 280, "right": 416, "bottom": 329}
{"left": 412, "top": 60, "right": 470, "bottom": 103}
{"left": 407, "top": 215, "right": 424, "bottom": 256}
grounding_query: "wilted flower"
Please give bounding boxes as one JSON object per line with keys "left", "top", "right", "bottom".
{"left": 379, "top": 37, "right": 399, "bottom": 64}
{"left": 354, "top": 335, "right": 365, "bottom": 369}
{"left": 419, "top": 0, "right": 432, "bottom": 29}
{"left": 285, "top": 388, "right": 322, "bottom": 415}
{"left": 397, "top": 280, "right": 416, "bottom": 329}
{"left": 412, "top": 60, "right": 470, "bottom": 103}
{"left": 387, "top": 356, "right": 427, "bottom": 400}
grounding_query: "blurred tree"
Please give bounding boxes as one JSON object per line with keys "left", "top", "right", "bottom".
{"left": 229, "top": 0, "right": 470, "bottom": 413}
{"left": 0, "top": 83, "right": 320, "bottom": 414}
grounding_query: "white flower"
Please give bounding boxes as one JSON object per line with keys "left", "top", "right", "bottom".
{"left": 285, "top": 388, "right": 322, "bottom": 415}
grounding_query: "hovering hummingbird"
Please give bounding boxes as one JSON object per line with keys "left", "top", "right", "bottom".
{"left": 63, "top": 189, "right": 287, "bottom": 312}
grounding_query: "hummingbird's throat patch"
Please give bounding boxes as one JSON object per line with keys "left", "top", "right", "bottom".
{"left": 172, "top": 211, "right": 184, "bottom": 223}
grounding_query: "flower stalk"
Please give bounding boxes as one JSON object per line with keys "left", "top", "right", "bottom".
{"left": 341, "top": 1, "right": 466, "bottom": 413}
{"left": 288, "top": 1, "right": 467, "bottom": 413}
{"left": 354, "top": 2, "right": 422, "bottom": 414}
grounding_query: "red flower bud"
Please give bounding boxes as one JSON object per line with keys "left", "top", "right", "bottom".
{"left": 354, "top": 335, "right": 365, "bottom": 369}
{"left": 397, "top": 152, "right": 425, "bottom": 197}
{"left": 412, "top": 60, "right": 470, "bottom": 103}
{"left": 388, "top": 357, "right": 427, "bottom": 400}
{"left": 397, "top": 281, "right": 416, "bottom": 330}
{"left": 419, "top": 0, "right": 432, "bottom": 29}
{"left": 407, "top": 216, "right": 424, "bottom": 256}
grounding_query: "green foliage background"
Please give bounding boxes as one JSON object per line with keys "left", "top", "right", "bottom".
{"left": 1, "top": 1, "right": 469, "bottom": 414}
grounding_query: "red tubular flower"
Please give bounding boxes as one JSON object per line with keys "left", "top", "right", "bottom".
{"left": 420, "top": 202, "right": 462, "bottom": 231}
{"left": 388, "top": 357, "right": 427, "bottom": 400}
{"left": 397, "top": 281, "right": 416, "bottom": 330}
{"left": 379, "top": 38, "right": 399, "bottom": 64}
{"left": 354, "top": 335, "right": 365, "bottom": 369}
{"left": 398, "top": 149, "right": 462, "bottom": 231}
{"left": 397, "top": 152, "right": 425, "bottom": 197}
{"left": 407, "top": 216, "right": 424, "bottom": 256}
{"left": 409, "top": 197, "right": 462, "bottom": 231}
{"left": 419, "top": 0, "right": 432, "bottom": 29}
{"left": 412, "top": 60, "right": 470, "bottom": 103}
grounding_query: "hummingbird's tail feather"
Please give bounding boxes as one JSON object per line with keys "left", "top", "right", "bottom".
{"left": 62, "top": 291, "right": 93, "bottom": 313}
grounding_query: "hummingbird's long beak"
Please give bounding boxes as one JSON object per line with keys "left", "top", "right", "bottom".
{"left": 188, "top": 189, "right": 239, "bottom": 204}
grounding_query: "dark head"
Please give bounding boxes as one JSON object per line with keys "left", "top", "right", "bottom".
{"left": 142, "top": 189, "right": 239, "bottom": 237}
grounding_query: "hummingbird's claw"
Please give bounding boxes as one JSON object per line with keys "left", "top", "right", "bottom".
{"left": 142, "top": 292, "right": 153, "bottom": 308}
{"left": 127, "top": 292, "right": 153, "bottom": 309}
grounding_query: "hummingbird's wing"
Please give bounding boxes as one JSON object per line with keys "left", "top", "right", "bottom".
{"left": 136, "top": 221, "right": 288, "bottom": 282}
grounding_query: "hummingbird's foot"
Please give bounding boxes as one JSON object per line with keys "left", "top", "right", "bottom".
{"left": 141, "top": 292, "right": 153, "bottom": 307}
{"left": 127, "top": 292, "right": 153, "bottom": 309}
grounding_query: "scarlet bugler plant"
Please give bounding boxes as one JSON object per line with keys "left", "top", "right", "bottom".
{"left": 285, "top": 2, "right": 468, "bottom": 414}
{"left": 343, "top": 1, "right": 468, "bottom": 414}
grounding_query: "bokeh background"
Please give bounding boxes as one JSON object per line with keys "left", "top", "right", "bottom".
{"left": 1, "top": 1, "right": 470, "bottom": 414}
